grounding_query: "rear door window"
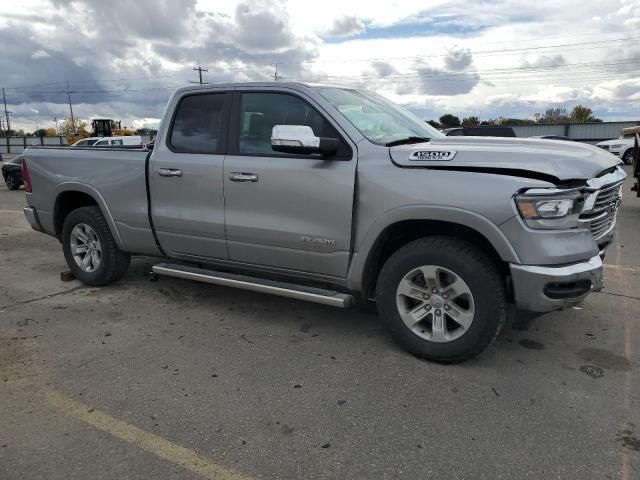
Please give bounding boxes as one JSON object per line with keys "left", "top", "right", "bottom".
{"left": 170, "top": 93, "right": 227, "bottom": 154}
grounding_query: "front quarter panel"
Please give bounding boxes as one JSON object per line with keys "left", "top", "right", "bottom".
{"left": 347, "top": 141, "right": 561, "bottom": 291}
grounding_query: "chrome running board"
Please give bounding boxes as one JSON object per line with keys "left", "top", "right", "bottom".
{"left": 152, "top": 263, "right": 354, "bottom": 308}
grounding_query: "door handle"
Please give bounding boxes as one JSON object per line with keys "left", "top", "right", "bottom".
{"left": 157, "top": 168, "right": 183, "bottom": 177}
{"left": 229, "top": 172, "right": 258, "bottom": 182}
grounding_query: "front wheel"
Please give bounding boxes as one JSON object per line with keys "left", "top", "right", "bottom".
{"left": 622, "top": 149, "right": 634, "bottom": 165}
{"left": 376, "top": 236, "right": 506, "bottom": 363}
{"left": 62, "top": 206, "right": 130, "bottom": 286}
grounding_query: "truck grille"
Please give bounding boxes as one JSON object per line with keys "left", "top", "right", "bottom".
{"left": 578, "top": 181, "right": 623, "bottom": 242}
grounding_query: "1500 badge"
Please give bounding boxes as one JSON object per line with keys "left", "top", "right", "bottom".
{"left": 409, "top": 150, "right": 457, "bottom": 161}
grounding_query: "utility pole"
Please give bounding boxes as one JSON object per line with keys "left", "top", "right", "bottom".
{"left": 192, "top": 64, "right": 208, "bottom": 85}
{"left": 273, "top": 63, "right": 280, "bottom": 81}
{"left": 2, "top": 88, "right": 11, "bottom": 136}
{"left": 53, "top": 116, "right": 59, "bottom": 134}
{"left": 66, "top": 81, "right": 75, "bottom": 133}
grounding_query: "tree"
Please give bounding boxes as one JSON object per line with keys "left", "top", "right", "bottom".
{"left": 570, "top": 105, "right": 600, "bottom": 123}
{"left": 135, "top": 127, "right": 158, "bottom": 135}
{"left": 34, "top": 128, "right": 57, "bottom": 137}
{"left": 462, "top": 116, "right": 479, "bottom": 127}
{"left": 426, "top": 120, "right": 441, "bottom": 129}
{"left": 439, "top": 114, "right": 461, "bottom": 128}
{"left": 500, "top": 118, "right": 535, "bottom": 126}
{"left": 60, "top": 117, "right": 88, "bottom": 136}
{"left": 539, "top": 107, "right": 569, "bottom": 124}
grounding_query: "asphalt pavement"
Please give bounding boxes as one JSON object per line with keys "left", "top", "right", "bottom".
{"left": 0, "top": 166, "right": 638, "bottom": 479}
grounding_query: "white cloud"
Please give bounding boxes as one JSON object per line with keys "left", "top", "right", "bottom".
{"left": 325, "top": 16, "right": 366, "bottom": 37}
{"left": 31, "top": 50, "right": 50, "bottom": 59}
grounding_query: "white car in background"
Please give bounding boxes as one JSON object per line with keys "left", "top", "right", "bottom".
{"left": 71, "top": 137, "right": 101, "bottom": 146}
{"left": 596, "top": 128, "right": 637, "bottom": 164}
{"left": 92, "top": 136, "right": 143, "bottom": 147}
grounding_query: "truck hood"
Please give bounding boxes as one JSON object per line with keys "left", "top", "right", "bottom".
{"left": 389, "top": 136, "right": 621, "bottom": 182}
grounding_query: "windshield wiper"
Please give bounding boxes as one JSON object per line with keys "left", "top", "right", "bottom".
{"left": 385, "top": 136, "right": 430, "bottom": 147}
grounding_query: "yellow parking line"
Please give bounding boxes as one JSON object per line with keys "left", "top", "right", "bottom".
{"left": 0, "top": 209, "right": 22, "bottom": 214}
{"left": 46, "top": 390, "right": 251, "bottom": 480}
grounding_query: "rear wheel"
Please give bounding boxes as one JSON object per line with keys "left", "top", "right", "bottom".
{"left": 622, "top": 149, "right": 634, "bottom": 165}
{"left": 376, "top": 236, "right": 506, "bottom": 363}
{"left": 62, "top": 206, "right": 130, "bottom": 286}
{"left": 5, "top": 174, "right": 20, "bottom": 190}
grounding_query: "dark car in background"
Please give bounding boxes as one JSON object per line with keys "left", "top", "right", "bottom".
{"left": 2, "top": 154, "right": 24, "bottom": 190}
{"left": 443, "top": 126, "right": 517, "bottom": 137}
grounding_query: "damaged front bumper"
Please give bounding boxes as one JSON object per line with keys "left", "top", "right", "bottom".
{"left": 509, "top": 254, "right": 603, "bottom": 312}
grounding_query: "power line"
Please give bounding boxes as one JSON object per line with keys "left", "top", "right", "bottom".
{"left": 4, "top": 34, "right": 640, "bottom": 92}
{"left": 7, "top": 56, "right": 640, "bottom": 100}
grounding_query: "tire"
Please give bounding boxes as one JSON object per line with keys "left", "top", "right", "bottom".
{"left": 376, "top": 236, "right": 506, "bottom": 363}
{"left": 62, "top": 206, "right": 130, "bottom": 286}
{"left": 622, "top": 149, "right": 633, "bottom": 165}
{"left": 5, "top": 174, "right": 20, "bottom": 190}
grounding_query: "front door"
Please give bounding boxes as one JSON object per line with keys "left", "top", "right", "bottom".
{"left": 223, "top": 90, "right": 357, "bottom": 279}
{"left": 149, "top": 91, "right": 231, "bottom": 259}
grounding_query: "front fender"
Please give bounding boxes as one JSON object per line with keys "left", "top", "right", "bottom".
{"left": 346, "top": 205, "right": 520, "bottom": 291}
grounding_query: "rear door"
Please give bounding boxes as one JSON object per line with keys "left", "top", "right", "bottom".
{"left": 149, "top": 91, "right": 231, "bottom": 259}
{"left": 223, "top": 89, "right": 357, "bottom": 279}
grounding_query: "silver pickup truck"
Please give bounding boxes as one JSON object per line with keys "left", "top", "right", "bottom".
{"left": 21, "top": 82, "right": 625, "bottom": 362}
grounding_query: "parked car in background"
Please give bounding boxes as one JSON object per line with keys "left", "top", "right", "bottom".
{"left": 596, "top": 127, "right": 637, "bottom": 164}
{"left": 71, "top": 137, "right": 101, "bottom": 147}
{"left": 92, "top": 136, "right": 143, "bottom": 147}
{"left": 443, "top": 126, "right": 516, "bottom": 137}
{"left": 529, "top": 135, "right": 575, "bottom": 141}
{"left": 22, "top": 82, "right": 625, "bottom": 363}
{"left": 2, "top": 154, "right": 24, "bottom": 190}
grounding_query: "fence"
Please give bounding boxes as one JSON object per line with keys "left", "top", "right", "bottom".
{"left": 1, "top": 136, "right": 68, "bottom": 154}
{"left": 508, "top": 121, "right": 640, "bottom": 143}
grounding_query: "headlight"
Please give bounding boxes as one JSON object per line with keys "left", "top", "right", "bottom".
{"left": 515, "top": 189, "right": 585, "bottom": 229}
{"left": 609, "top": 144, "right": 624, "bottom": 149}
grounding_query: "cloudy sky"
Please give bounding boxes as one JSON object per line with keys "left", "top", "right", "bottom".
{"left": 1, "top": 0, "right": 639, "bottom": 132}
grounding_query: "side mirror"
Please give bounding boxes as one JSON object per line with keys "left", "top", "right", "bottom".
{"left": 271, "top": 125, "right": 339, "bottom": 156}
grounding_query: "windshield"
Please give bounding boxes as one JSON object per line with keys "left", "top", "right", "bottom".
{"left": 315, "top": 87, "right": 443, "bottom": 145}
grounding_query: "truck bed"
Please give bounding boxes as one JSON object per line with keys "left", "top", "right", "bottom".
{"left": 23, "top": 146, "right": 160, "bottom": 256}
